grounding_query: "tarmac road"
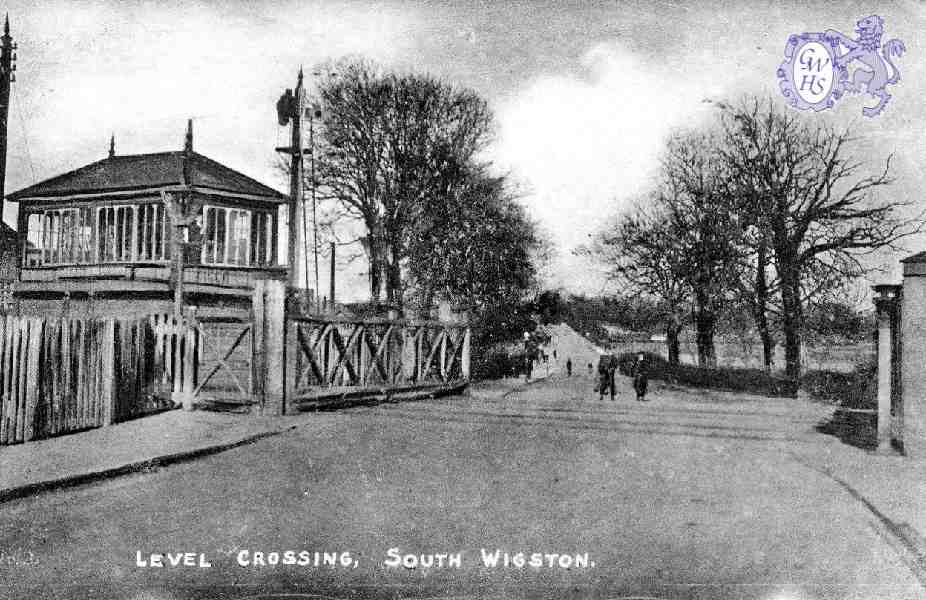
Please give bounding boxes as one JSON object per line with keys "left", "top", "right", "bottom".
{"left": 0, "top": 375, "right": 923, "bottom": 600}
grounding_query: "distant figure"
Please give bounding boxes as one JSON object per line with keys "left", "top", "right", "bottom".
{"left": 553, "top": 349, "right": 558, "bottom": 360}
{"left": 566, "top": 358, "right": 573, "bottom": 377}
{"left": 523, "top": 332, "right": 538, "bottom": 382}
{"left": 596, "top": 354, "right": 617, "bottom": 401}
{"left": 587, "top": 362, "right": 593, "bottom": 376}
{"left": 632, "top": 353, "right": 649, "bottom": 401}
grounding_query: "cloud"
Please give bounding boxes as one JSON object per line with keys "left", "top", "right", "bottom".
{"left": 492, "top": 41, "right": 719, "bottom": 292}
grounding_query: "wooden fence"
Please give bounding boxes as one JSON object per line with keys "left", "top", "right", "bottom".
{"left": 0, "top": 314, "right": 179, "bottom": 445}
{"left": 286, "top": 314, "right": 470, "bottom": 410}
{"left": 1, "top": 280, "right": 473, "bottom": 442}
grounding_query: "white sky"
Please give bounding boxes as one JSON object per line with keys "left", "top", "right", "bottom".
{"left": 3, "top": 0, "right": 926, "bottom": 301}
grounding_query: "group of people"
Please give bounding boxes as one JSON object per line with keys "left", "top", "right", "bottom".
{"left": 521, "top": 331, "right": 649, "bottom": 402}
{"left": 595, "top": 352, "right": 649, "bottom": 402}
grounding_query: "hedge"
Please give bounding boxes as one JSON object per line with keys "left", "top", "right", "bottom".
{"left": 615, "top": 352, "right": 799, "bottom": 397}
{"left": 800, "top": 360, "right": 876, "bottom": 409}
{"left": 472, "top": 349, "right": 526, "bottom": 380}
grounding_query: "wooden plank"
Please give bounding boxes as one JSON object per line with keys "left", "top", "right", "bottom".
{"left": 461, "top": 327, "right": 471, "bottom": 380}
{"left": 101, "top": 319, "right": 116, "bottom": 425}
{"left": 76, "top": 319, "right": 85, "bottom": 428}
{"left": 63, "top": 318, "right": 73, "bottom": 430}
{"left": 439, "top": 328, "right": 448, "bottom": 382}
{"left": 10, "top": 317, "right": 23, "bottom": 442}
{"left": 85, "top": 319, "right": 93, "bottom": 427}
{"left": 92, "top": 321, "right": 101, "bottom": 426}
{"left": 2, "top": 316, "right": 13, "bottom": 444}
{"left": 24, "top": 318, "right": 42, "bottom": 441}
{"left": 182, "top": 324, "right": 196, "bottom": 409}
{"left": 365, "top": 325, "right": 393, "bottom": 384}
{"left": 295, "top": 325, "right": 326, "bottom": 388}
{"left": 0, "top": 315, "right": 7, "bottom": 443}
{"left": 252, "top": 280, "right": 265, "bottom": 403}
{"left": 46, "top": 320, "right": 53, "bottom": 435}
{"left": 327, "top": 325, "right": 361, "bottom": 384}
{"left": 6, "top": 314, "right": 19, "bottom": 443}
{"left": 0, "top": 314, "right": 10, "bottom": 444}
{"left": 15, "top": 318, "right": 28, "bottom": 441}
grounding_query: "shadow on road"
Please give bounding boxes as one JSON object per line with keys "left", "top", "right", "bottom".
{"left": 815, "top": 409, "right": 877, "bottom": 451}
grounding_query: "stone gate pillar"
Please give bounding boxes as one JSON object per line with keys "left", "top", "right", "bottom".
{"left": 873, "top": 284, "right": 901, "bottom": 453}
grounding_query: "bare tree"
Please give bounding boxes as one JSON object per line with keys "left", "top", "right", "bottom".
{"left": 589, "top": 199, "right": 689, "bottom": 364}
{"left": 719, "top": 97, "right": 920, "bottom": 379}
{"left": 660, "top": 131, "right": 743, "bottom": 367}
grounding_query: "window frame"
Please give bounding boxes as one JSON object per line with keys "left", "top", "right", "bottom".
{"left": 201, "top": 205, "right": 273, "bottom": 267}
{"left": 21, "top": 201, "right": 169, "bottom": 267}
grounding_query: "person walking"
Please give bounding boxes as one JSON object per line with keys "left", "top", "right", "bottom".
{"left": 632, "top": 353, "right": 649, "bottom": 401}
{"left": 566, "top": 358, "right": 573, "bottom": 377}
{"left": 596, "top": 354, "right": 617, "bottom": 401}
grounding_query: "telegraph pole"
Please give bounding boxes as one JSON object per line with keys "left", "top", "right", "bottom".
{"left": 0, "top": 15, "right": 16, "bottom": 216}
{"left": 309, "top": 108, "right": 320, "bottom": 310}
{"left": 276, "top": 69, "right": 308, "bottom": 290}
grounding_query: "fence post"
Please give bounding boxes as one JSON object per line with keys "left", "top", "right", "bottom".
{"left": 181, "top": 323, "right": 196, "bottom": 411}
{"left": 101, "top": 319, "right": 116, "bottom": 425}
{"left": 440, "top": 328, "right": 447, "bottom": 381}
{"left": 874, "top": 284, "right": 901, "bottom": 453}
{"left": 264, "top": 280, "right": 286, "bottom": 415}
{"left": 461, "top": 326, "right": 471, "bottom": 381}
{"left": 252, "top": 280, "right": 266, "bottom": 408}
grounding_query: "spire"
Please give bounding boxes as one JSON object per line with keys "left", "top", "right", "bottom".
{"left": 4, "top": 14, "right": 9, "bottom": 37}
{"left": 184, "top": 118, "right": 193, "bottom": 153}
{"left": 108, "top": 134, "right": 115, "bottom": 158}
{"left": 297, "top": 65, "right": 304, "bottom": 88}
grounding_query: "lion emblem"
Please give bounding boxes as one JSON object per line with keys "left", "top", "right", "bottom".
{"left": 825, "top": 15, "right": 906, "bottom": 117}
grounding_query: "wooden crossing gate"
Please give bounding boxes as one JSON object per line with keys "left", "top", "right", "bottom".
{"left": 286, "top": 314, "right": 471, "bottom": 410}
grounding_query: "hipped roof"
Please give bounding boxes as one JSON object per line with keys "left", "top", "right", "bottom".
{"left": 7, "top": 151, "right": 285, "bottom": 203}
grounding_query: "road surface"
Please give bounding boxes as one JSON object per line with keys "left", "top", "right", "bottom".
{"left": 1, "top": 375, "right": 922, "bottom": 600}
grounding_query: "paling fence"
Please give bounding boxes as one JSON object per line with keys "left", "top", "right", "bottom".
{"left": 0, "top": 314, "right": 184, "bottom": 445}
{"left": 0, "top": 280, "right": 473, "bottom": 443}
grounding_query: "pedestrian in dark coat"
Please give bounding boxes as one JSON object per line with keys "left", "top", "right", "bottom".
{"left": 632, "top": 353, "right": 649, "bottom": 401}
{"left": 566, "top": 358, "right": 573, "bottom": 377}
{"left": 596, "top": 354, "right": 617, "bottom": 401}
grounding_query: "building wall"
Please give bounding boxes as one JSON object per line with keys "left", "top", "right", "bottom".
{"left": 901, "top": 272, "right": 926, "bottom": 457}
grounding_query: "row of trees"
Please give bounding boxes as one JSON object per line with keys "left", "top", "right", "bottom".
{"left": 306, "top": 58, "right": 546, "bottom": 346}
{"left": 591, "top": 97, "right": 919, "bottom": 379}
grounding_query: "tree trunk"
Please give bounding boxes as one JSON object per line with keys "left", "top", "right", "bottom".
{"left": 693, "top": 292, "right": 717, "bottom": 368}
{"left": 366, "top": 234, "right": 384, "bottom": 303}
{"left": 385, "top": 237, "right": 403, "bottom": 307}
{"left": 759, "top": 320, "right": 774, "bottom": 372}
{"left": 779, "top": 267, "right": 803, "bottom": 382}
{"left": 665, "top": 319, "right": 681, "bottom": 365}
{"left": 752, "top": 241, "right": 774, "bottom": 372}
